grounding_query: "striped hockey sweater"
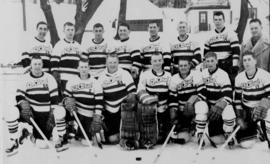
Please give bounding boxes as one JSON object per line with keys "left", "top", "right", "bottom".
{"left": 204, "top": 27, "right": 240, "bottom": 60}
{"left": 234, "top": 68, "right": 270, "bottom": 110}
{"left": 202, "top": 67, "right": 232, "bottom": 105}
{"left": 16, "top": 72, "right": 59, "bottom": 112}
{"left": 51, "top": 39, "right": 84, "bottom": 81}
{"left": 81, "top": 38, "right": 108, "bottom": 78}
{"left": 64, "top": 75, "right": 103, "bottom": 117}
{"left": 170, "top": 34, "right": 202, "bottom": 73}
{"left": 108, "top": 38, "right": 142, "bottom": 72}
{"left": 169, "top": 70, "right": 206, "bottom": 111}
{"left": 140, "top": 36, "right": 171, "bottom": 72}
{"left": 137, "top": 69, "right": 171, "bottom": 112}
{"left": 98, "top": 68, "right": 136, "bottom": 113}
{"left": 21, "top": 37, "right": 53, "bottom": 72}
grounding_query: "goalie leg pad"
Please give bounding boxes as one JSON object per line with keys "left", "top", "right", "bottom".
{"left": 120, "top": 102, "right": 140, "bottom": 148}
{"left": 137, "top": 103, "right": 158, "bottom": 148}
{"left": 222, "top": 105, "right": 236, "bottom": 133}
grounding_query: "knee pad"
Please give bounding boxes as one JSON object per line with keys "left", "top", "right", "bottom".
{"left": 53, "top": 106, "right": 66, "bottom": 119}
{"left": 239, "top": 139, "right": 256, "bottom": 149}
{"left": 222, "top": 105, "right": 236, "bottom": 120}
{"left": 5, "top": 106, "right": 20, "bottom": 122}
{"left": 195, "top": 101, "right": 209, "bottom": 114}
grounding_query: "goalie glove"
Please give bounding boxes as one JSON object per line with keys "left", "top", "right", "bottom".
{"left": 208, "top": 99, "right": 227, "bottom": 121}
{"left": 63, "top": 97, "right": 76, "bottom": 115}
{"left": 19, "top": 100, "right": 33, "bottom": 122}
{"left": 252, "top": 98, "right": 270, "bottom": 121}
{"left": 183, "top": 95, "right": 199, "bottom": 117}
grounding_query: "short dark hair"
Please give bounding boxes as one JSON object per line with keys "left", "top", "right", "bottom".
{"left": 36, "top": 21, "right": 47, "bottom": 29}
{"left": 242, "top": 51, "right": 256, "bottom": 59}
{"left": 151, "top": 52, "right": 163, "bottom": 59}
{"left": 31, "top": 55, "right": 42, "bottom": 61}
{"left": 214, "top": 11, "right": 225, "bottom": 20}
{"left": 93, "top": 23, "right": 104, "bottom": 29}
{"left": 149, "top": 21, "right": 159, "bottom": 26}
{"left": 204, "top": 51, "right": 217, "bottom": 59}
{"left": 63, "top": 22, "right": 74, "bottom": 29}
{"left": 178, "top": 57, "right": 191, "bottom": 64}
{"left": 106, "top": 53, "right": 119, "bottom": 60}
{"left": 119, "top": 22, "right": 130, "bottom": 30}
{"left": 249, "top": 18, "right": 262, "bottom": 25}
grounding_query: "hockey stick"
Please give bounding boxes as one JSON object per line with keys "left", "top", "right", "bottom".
{"left": 72, "top": 111, "right": 99, "bottom": 158}
{"left": 205, "top": 133, "right": 217, "bottom": 148}
{"left": 211, "top": 125, "right": 240, "bottom": 160}
{"left": 196, "top": 122, "right": 209, "bottom": 156}
{"left": 258, "top": 121, "right": 270, "bottom": 148}
{"left": 153, "top": 125, "right": 176, "bottom": 164}
{"left": 29, "top": 117, "right": 60, "bottom": 159}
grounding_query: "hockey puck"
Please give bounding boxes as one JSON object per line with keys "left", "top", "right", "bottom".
{"left": 136, "top": 157, "right": 142, "bottom": 161}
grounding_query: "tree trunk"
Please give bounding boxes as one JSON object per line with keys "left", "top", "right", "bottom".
{"left": 235, "top": 0, "right": 249, "bottom": 44}
{"left": 74, "top": 0, "right": 103, "bottom": 43}
{"left": 114, "top": 0, "right": 127, "bottom": 40}
{"left": 40, "top": 0, "right": 60, "bottom": 47}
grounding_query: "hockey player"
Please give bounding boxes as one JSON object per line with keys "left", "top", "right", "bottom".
{"left": 137, "top": 52, "right": 171, "bottom": 148}
{"left": 234, "top": 51, "right": 270, "bottom": 149}
{"left": 51, "top": 22, "right": 84, "bottom": 98}
{"left": 5, "top": 56, "right": 68, "bottom": 156}
{"left": 81, "top": 23, "right": 108, "bottom": 79}
{"left": 169, "top": 57, "right": 206, "bottom": 144}
{"left": 21, "top": 21, "right": 53, "bottom": 73}
{"left": 108, "top": 22, "right": 142, "bottom": 80}
{"left": 170, "top": 21, "right": 202, "bottom": 74}
{"left": 98, "top": 54, "right": 137, "bottom": 148}
{"left": 204, "top": 11, "right": 240, "bottom": 85}
{"left": 140, "top": 21, "right": 171, "bottom": 72}
{"left": 202, "top": 51, "right": 236, "bottom": 147}
{"left": 63, "top": 58, "right": 104, "bottom": 147}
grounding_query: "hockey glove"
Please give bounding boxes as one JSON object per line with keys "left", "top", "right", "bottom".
{"left": 19, "top": 100, "right": 33, "bottom": 122}
{"left": 63, "top": 97, "right": 76, "bottom": 115}
{"left": 183, "top": 95, "right": 199, "bottom": 117}
{"left": 252, "top": 98, "right": 270, "bottom": 121}
{"left": 236, "top": 118, "right": 247, "bottom": 130}
{"left": 90, "top": 114, "right": 103, "bottom": 136}
{"left": 208, "top": 105, "right": 223, "bottom": 121}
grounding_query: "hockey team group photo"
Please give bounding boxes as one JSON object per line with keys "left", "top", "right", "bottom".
{"left": 1, "top": 0, "right": 270, "bottom": 164}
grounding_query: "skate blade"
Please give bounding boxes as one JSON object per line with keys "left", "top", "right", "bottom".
{"left": 6, "top": 150, "right": 18, "bottom": 157}
{"left": 56, "top": 146, "right": 69, "bottom": 152}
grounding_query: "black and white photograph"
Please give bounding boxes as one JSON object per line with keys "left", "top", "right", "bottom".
{"left": 0, "top": 0, "right": 269, "bottom": 163}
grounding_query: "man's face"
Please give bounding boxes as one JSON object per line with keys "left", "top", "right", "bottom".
{"left": 151, "top": 54, "right": 163, "bottom": 71}
{"left": 205, "top": 56, "right": 218, "bottom": 71}
{"left": 213, "top": 15, "right": 225, "bottom": 29}
{"left": 93, "top": 27, "right": 104, "bottom": 39}
{"left": 250, "top": 22, "right": 262, "bottom": 38}
{"left": 37, "top": 24, "right": 48, "bottom": 38}
{"left": 78, "top": 62, "right": 89, "bottom": 75}
{"left": 106, "top": 57, "right": 119, "bottom": 73}
{"left": 118, "top": 26, "right": 129, "bottom": 40}
{"left": 148, "top": 23, "right": 159, "bottom": 37}
{"left": 31, "top": 59, "right": 43, "bottom": 74}
{"left": 64, "top": 25, "right": 75, "bottom": 40}
{"left": 177, "top": 23, "right": 187, "bottom": 36}
{"left": 178, "top": 60, "right": 190, "bottom": 75}
{"left": 243, "top": 55, "right": 256, "bottom": 71}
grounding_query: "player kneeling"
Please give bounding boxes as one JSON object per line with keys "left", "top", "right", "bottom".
{"left": 98, "top": 54, "right": 138, "bottom": 150}
{"left": 63, "top": 59, "right": 105, "bottom": 147}
{"left": 234, "top": 51, "right": 270, "bottom": 149}
{"left": 137, "top": 53, "right": 171, "bottom": 148}
{"left": 202, "top": 52, "right": 236, "bottom": 148}
{"left": 169, "top": 58, "right": 207, "bottom": 144}
{"left": 5, "top": 56, "right": 68, "bottom": 156}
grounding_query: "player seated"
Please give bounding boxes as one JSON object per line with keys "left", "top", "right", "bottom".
{"left": 201, "top": 52, "right": 236, "bottom": 148}
{"left": 5, "top": 56, "right": 68, "bottom": 156}
{"left": 98, "top": 54, "right": 138, "bottom": 150}
{"left": 62, "top": 58, "right": 105, "bottom": 147}
{"left": 169, "top": 58, "right": 206, "bottom": 144}
{"left": 137, "top": 52, "right": 171, "bottom": 148}
{"left": 234, "top": 51, "right": 270, "bottom": 149}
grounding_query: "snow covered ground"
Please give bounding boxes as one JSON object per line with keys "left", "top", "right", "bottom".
{"left": 1, "top": 74, "right": 270, "bottom": 164}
